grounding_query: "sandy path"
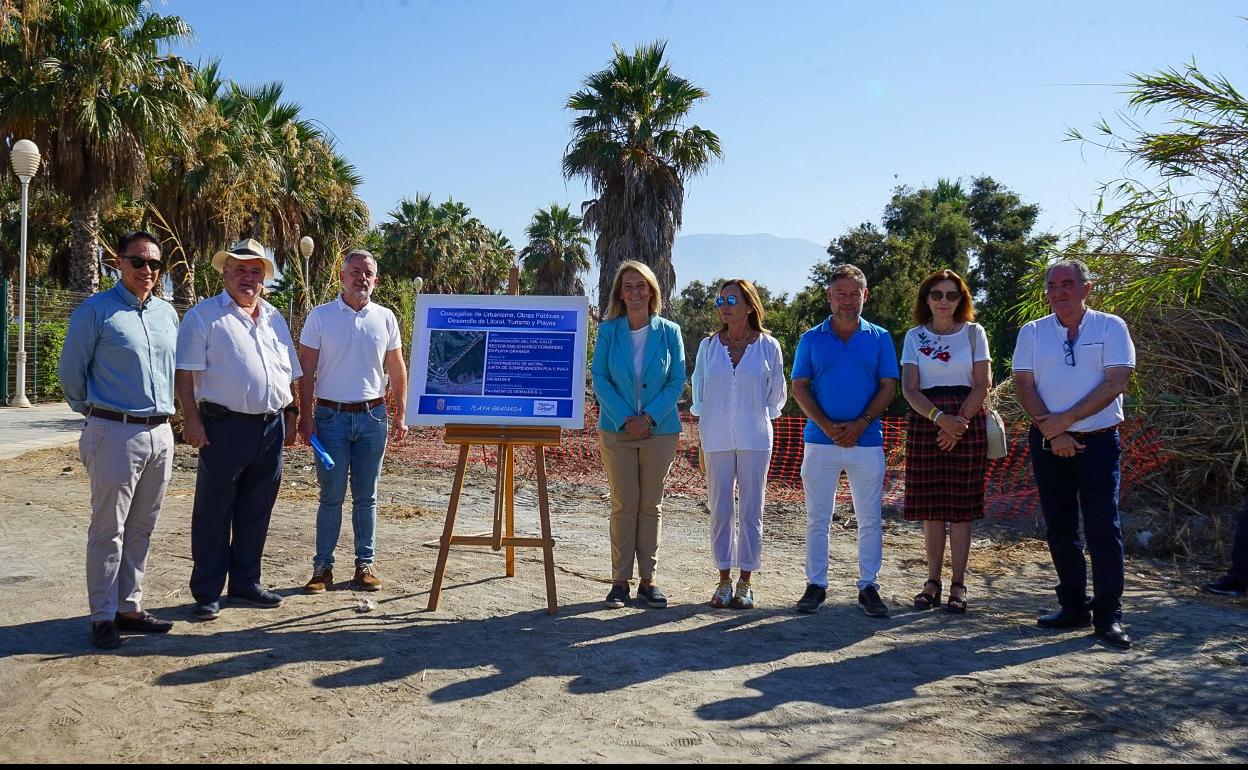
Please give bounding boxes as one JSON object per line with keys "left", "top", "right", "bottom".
{"left": 0, "top": 445, "right": 1245, "bottom": 762}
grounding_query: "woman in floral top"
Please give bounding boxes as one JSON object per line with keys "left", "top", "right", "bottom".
{"left": 899, "top": 269, "right": 991, "bottom": 613}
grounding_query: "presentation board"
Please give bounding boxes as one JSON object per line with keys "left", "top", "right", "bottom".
{"left": 405, "top": 294, "right": 589, "bottom": 428}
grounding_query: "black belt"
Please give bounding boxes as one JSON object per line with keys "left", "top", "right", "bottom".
{"left": 88, "top": 408, "right": 169, "bottom": 426}
{"left": 1069, "top": 426, "right": 1117, "bottom": 440}
{"left": 316, "top": 397, "right": 385, "bottom": 413}
{"left": 199, "top": 402, "right": 280, "bottom": 422}
{"left": 1031, "top": 424, "right": 1117, "bottom": 440}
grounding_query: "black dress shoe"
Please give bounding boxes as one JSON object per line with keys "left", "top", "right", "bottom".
{"left": 227, "top": 586, "right": 282, "bottom": 608}
{"left": 115, "top": 611, "right": 173, "bottom": 634}
{"left": 1037, "top": 608, "right": 1092, "bottom": 629}
{"left": 92, "top": 621, "right": 121, "bottom": 650}
{"left": 1094, "top": 621, "right": 1132, "bottom": 649}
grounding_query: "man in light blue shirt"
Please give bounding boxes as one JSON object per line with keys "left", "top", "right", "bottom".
{"left": 790, "top": 264, "right": 898, "bottom": 618}
{"left": 58, "top": 231, "right": 179, "bottom": 650}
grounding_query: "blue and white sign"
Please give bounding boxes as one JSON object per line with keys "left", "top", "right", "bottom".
{"left": 406, "top": 294, "right": 589, "bottom": 428}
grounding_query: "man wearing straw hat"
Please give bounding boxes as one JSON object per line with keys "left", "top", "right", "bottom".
{"left": 175, "top": 239, "right": 302, "bottom": 621}
{"left": 1013, "top": 258, "right": 1135, "bottom": 649}
{"left": 296, "top": 249, "right": 409, "bottom": 594}
{"left": 59, "top": 230, "right": 179, "bottom": 649}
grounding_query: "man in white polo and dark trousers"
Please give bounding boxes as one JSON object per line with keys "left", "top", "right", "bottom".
{"left": 297, "top": 249, "right": 408, "bottom": 594}
{"left": 59, "top": 230, "right": 179, "bottom": 649}
{"left": 176, "top": 239, "right": 302, "bottom": 621}
{"left": 1013, "top": 258, "right": 1136, "bottom": 649}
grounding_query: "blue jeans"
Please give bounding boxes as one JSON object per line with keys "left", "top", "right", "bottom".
{"left": 1029, "top": 426, "right": 1124, "bottom": 626}
{"left": 190, "top": 412, "right": 285, "bottom": 602}
{"left": 313, "top": 403, "right": 387, "bottom": 569}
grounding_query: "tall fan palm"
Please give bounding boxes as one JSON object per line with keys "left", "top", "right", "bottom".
{"left": 0, "top": 0, "right": 199, "bottom": 293}
{"left": 562, "top": 41, "right": 721, "bottom": 315}
{"left": 521, "top": 203, "right": 590, "bottom": 296}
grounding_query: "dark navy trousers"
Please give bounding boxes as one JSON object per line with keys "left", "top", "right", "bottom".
{"left": 1228, "top": 499, "right": 1248, "bottom": 582}
{"left": 189, "top": 412, "right": 285, "bottom": 602}
{"left": 1029, "top": 426, "right": 1124, "bottom": 626}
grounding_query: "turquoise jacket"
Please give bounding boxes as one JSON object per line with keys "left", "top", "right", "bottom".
{"left": 592, "top": 314, "right": 686, "bottom": 435}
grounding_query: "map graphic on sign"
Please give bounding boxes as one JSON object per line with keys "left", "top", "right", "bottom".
{"left": 425, "top": 330, "right": 486, "bottom": 395}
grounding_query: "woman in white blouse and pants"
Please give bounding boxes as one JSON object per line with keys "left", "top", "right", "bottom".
{"left": 691, "top": 279, "right": 788, "bottom": 609}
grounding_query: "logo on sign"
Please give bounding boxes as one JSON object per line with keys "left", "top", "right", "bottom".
{"left": 533, "top": 400, "right": 557, "bottom": 416}
{"left": 436, "top": 398, "right": 447, "bottom": 411}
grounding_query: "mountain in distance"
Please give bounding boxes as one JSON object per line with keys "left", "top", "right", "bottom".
{"left": 671, "top": 233, "right": 825, "bottom": 298}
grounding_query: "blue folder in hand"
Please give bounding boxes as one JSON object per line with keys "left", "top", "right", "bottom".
{"left": 309, "top": 434, "right": 335, "bottom": 470}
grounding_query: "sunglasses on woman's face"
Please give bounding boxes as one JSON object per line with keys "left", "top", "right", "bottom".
{"left": 714, "top": 295, "right": 739, "bottom": 307}
{"left": 928, "top": 290, "right": 961, "bottom": 302}
{"left": 124, "top": 256, "right": 165, "bottom": 272}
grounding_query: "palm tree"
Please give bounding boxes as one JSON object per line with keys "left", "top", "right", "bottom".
{"left": 0, "top": 0, "right": 199, "bottom": 293}
{"left": 521, "top": 204, "right": 590, "bottom": 296}
{"left": 378, "top": 195, "right": 510, "bottom": 294}
{"left": 562, "top": 41, "right": 722, "bottom": 315}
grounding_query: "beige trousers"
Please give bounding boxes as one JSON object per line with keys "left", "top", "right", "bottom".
{"left": 598, "top": 430, "right": 679, "bottom": 582}
{"left": 79, "top": 417, "right": 174, "bottom": 622}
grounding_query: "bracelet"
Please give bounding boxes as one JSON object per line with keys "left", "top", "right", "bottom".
{"left": 927, "top": 406, "right": 939, "bottom": 422}
{"left": 931, "top": 409, "right": 944, "bottom": 424}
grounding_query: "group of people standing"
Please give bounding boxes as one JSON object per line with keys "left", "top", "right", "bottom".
{"left": 60, "top": 233, "right": 406, "bottom": 649}
{"left": 593, "top": 258, "right": 1137, "bottom": 649}
{"left": 61, "top": 231, "right": 1190, "bottom": 654}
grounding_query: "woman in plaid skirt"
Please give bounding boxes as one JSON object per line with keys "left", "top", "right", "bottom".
{"left": 900, "top": 269, "right": 992, "bottom": 613}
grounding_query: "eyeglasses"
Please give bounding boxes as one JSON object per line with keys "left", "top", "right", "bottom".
{"left": 123, "top": 256, "right": 165, "bottom": 272}
{"left": 928, "top": 290, "right": 962, "bottom": 302}
{"left": 1063, "top": 339, "right": 1076, "bottom": 367}
{"left": 714, "top": 296, "right": 739, "bottom": 307}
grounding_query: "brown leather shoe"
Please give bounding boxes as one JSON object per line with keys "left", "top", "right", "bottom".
{"left": 352, "top": 563, "right": 382, "bottom": 591}
{"left": 304, "top": 565, "right": 333, "bottom": 594}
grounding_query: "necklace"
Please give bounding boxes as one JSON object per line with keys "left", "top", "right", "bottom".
{"left": 726, "top": 326, "right": 751, "bottom": 344}
{"left": 928, "top": 321, "right": 960, "bottom": 336}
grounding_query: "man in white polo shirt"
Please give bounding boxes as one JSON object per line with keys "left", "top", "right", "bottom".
{"left": 297, "top": 249, "right": 408, "bottom": 593}
{"left": 176, "top": 239, "right": 302, "bottom": 621}
{"left": 1013, "top": 259, "right": 1136, "bottom": 649}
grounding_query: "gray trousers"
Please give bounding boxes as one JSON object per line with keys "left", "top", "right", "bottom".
{"left": 79, "top": 417, "right": 174, "bottom": 622}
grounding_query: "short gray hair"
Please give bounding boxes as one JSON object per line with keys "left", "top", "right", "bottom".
{"left": 343, "top": 249, "right": 377, "bottom": 269}
{"left": 1045, "top": 258, "right": 1091, "bottom": 285}
{"left": 827, "top": 263, "right": 868, "bottom": 290}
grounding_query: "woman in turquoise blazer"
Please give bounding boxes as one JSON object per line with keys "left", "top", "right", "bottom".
{"left": 592, "top": 260, "right": 686, "bottom": 609}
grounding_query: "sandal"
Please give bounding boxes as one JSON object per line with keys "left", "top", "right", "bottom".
{"left": 913, "top": 579, "right": 941, "bottom": 610}
{"left": 946, "top": 581, "right": 967, "bottom": 614}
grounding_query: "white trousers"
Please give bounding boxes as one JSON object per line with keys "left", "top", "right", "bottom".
{"left": 705, "top": 449, "right": 770, "bottom": 572}
{"left": 80, "top": 417, "right": 174, "bottom": 622}
{"left": 801, "top": 443, "right": 886, "bottom": 591}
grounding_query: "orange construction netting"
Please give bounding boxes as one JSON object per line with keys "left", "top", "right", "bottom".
{"left": 383, "top": 401, "right": 1168, "bottom": 521}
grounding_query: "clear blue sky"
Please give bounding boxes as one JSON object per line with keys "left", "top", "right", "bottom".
{"left": 166, "top": 0, "right": 1246, "bottom": 279}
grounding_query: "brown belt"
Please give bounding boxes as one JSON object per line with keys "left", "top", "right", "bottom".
{"left": 88, "top": 408, "right": 170, "bottom": 426}
{"left": 316, "top": 397, "right": 385, "bottom": 413}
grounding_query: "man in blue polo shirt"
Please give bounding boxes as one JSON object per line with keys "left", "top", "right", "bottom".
{"left": 791, "top": 264, "right": 898, "bottom": 617}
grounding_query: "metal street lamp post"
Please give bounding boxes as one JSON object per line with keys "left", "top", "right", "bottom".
{"left": 9, "top": 139, "right": 41, "bottom": 408}
{"left": 291, "top": 235, "right": 314, "bottom": 322}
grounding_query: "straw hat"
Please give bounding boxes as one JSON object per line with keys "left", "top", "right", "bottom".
{"left": 211, "top": 238, "right": 276, "bottom": 281}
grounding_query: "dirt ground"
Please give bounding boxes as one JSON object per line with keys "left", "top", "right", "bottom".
{"left": 1, "top": 443, "right": 1246, "bottom": 763}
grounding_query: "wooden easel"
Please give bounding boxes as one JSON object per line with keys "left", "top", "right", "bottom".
{"left": 426, "top": 268, "right": 565, "bottom": 614}
{"left": 427, "top": 424, "right": 563, "bottom": 614}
